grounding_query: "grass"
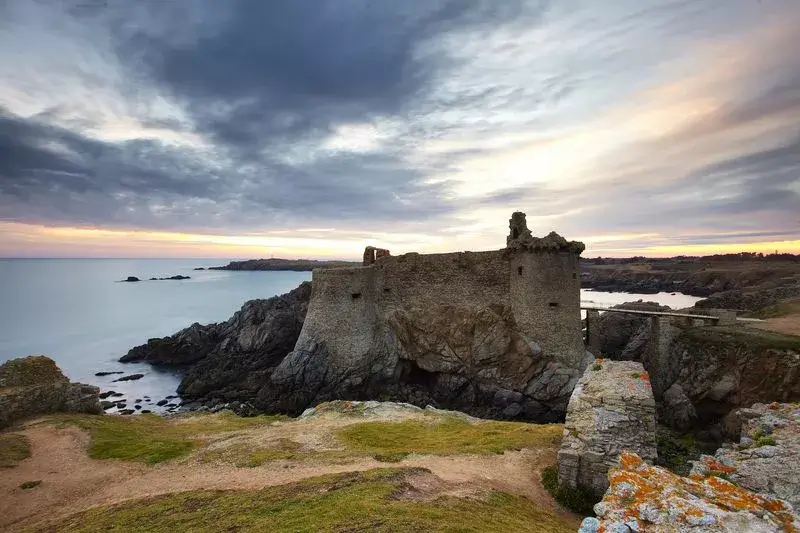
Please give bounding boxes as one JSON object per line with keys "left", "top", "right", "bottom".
{"left": 336, "top": 418, "right": 563, "bottom": 461}
{"left": 199, "top": 439, "right": 356, "bottom": 468}
{"left": 540, "top": 465, "right": 597, "bottom": 516}
{"left": 656, "top": 434, "right": 699, "bottom": 476}
{"left": 0, "top": 433, "right": 31, "bottom": 468}
{"left": 29, "top": 468, "right": 577, "bottom": 533}
{"left": 43, "top": 412, "right": 286, "bottom": 464}
{"left": 591, "top": 364, "right": 602, "bottom": 371}
{"left": 681, "top": 325, "right": 800, "bottom": 352}
{"left": 756, "top": 436, "right": 776, "bottom": 447}
{"left": 748, "top": 300, "right": 800, "bottom": 319}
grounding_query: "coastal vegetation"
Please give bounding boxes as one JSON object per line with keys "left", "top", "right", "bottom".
{"left": 31, "top": 468, "right": 575, "bottom": 533}
{"left": 41, "top": 412, "right": 286, "bottom": 464}
{"left": 0, "top": 433, "right": 31, "bottom": 468}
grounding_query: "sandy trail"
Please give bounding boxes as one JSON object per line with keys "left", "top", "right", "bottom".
{"left": 1, "top": 423, "right": 575, "bottom": 531}
{"left": 752, "top": 313, "right": 800, "bottom": 337}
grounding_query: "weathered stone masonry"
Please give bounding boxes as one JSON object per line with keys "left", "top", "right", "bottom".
{"left": 259, "top": 212, "right": 591, "bottom": 421}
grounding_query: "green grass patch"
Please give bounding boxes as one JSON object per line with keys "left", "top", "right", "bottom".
{"left": 748, "top": 300, "right": 800, "bottom": 319}
{"left": 656, "top": 434, "right": 699, "bottom": 476}
{"left": 20, "top": 480, "right": 41, "bottom": 490}
{"left": 199, "top": 439, "right": 357, "bottom": 468}
{"left": 681, "top": 326, "right": 800, "bottom": 351}
{"left": 591, "top": 364, "right": 602, "bottom": 371}
{"left": 336, "top": 418, "right": 562, "bottom": 460}
{"left": 44, "top": 412, "right": 286, "bottom": 464}
{"left": 540, "top": 465, "right": 597, "bottom": 516}
{"left": 31, "top": 468, "right": 577, "bottom": 533}
{"left": 756, "top": 436, "right": 776, "bottom": 447}
{"left": 0, "top": 433, "right": 31, "bottom": 468}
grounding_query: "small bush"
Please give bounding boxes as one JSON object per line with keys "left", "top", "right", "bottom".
{"left": 756, "top": 436, "right": 776, "bottom": 447}
{"left": 20, "top": 480, "right": 41, "bottom": 490}
{"left": 541, "top": 465, "right": 597, "bottom": 516}
{"left": 630, "top": 373, "right": 641, "bottom": 379}
{"left": 591, "top": 364, "right": 602, "bottom": 371}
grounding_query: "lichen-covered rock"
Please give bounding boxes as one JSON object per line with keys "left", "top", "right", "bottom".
{"left": 557, "top": 360, "right": 657, "bottom": 498}
{"left": 584, "top": 451, "right": 800, "bottom": 532}
{"left": 706, "top": 402, "right": 800, "bottom": 509}
{"left": 0, "top": 356, "right": 101, "bottom": 428}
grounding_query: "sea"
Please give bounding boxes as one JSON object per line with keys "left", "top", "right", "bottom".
{"left": 0, "top": 258, "right": 702, "bottom": 410}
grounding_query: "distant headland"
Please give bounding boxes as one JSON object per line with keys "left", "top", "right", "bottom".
{"left": 203, "top": 258, "right": 357, "bottom": 271}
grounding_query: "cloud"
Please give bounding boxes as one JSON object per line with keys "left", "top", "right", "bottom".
{"left": 0, "top": 0, "right": 798, "bottom": 257}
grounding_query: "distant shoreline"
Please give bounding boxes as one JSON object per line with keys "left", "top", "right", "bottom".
{"left": 204, "top": 258, "right": 358, "bottom": 271}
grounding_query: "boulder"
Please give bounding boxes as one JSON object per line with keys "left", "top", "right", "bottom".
{"left": 594, "top": 300, "right": 669, "bottom": 359}
{"left": 112, "top": 374, "right": 144, "bottom": 382}
{"left": 585, "top": 451, "right": 799, "bottom": 532}
{"left": 0, "top": 356, "right": 102, "bottom": 428}
{"left": 557, "top": 359, "right": 657, "bottom": 498}
{"left": 122, "top": 276, "right": 140, "bottom": 282}
{"left": 707, "top": 402, "right": 800, "bottom": 509}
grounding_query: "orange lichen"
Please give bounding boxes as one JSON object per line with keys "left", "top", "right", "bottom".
{"left": 640, "top": 372, "right": 650, "bottom": 381}
{"left": 701, "top": 456, "right": 736, "bottom": 475}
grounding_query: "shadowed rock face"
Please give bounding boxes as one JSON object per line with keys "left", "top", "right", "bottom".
{"left": 0, "top": 355, "right": 101, "bottom": 428}
{"left": 121, "top": 282, "right": 313, "bottom": 401}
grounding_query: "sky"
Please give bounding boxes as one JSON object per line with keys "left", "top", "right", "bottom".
{"left": 0, "top": 0, "right": 799, "bottom": 259}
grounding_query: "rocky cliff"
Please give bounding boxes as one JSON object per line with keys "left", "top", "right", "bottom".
{"left": 122, "top": 282, "right": 312, "bottom": 402}
{"left": 0, "top": 355, "right": 102, "bottom": 428}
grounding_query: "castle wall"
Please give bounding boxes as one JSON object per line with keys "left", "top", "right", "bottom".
{"left": 508, "top": 250, "right": 584, "bottom": 368}
{"left": 373, "top": 250, "right": 509, "bottom": 312}
{"left": 295, "top": 266, "right": 380, "bottom": 372}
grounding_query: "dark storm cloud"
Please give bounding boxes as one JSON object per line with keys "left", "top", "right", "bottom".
{"left": 0, "top": 0, "right": 547, "bottom": 231}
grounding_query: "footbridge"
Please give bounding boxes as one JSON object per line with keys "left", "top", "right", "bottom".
{"left": 580, "top": 304, "right": 762, "bottom": 355}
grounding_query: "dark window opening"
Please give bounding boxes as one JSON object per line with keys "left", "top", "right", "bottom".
{"left": 383, "top": 288, "right": 390, "bottom": 294}
{"left": 517, "top": 266, "right": 523, "bottom": 276}
{"left": 351, "top": 293, "right": 361, "bottom": 300}
{"left": 572, "top": 273, "right": 577, "bottom": 279}
{"left": 549, "top": 302, "right": 559, "bottom": 308}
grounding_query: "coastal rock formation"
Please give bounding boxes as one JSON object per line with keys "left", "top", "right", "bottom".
{"left": 647, "top": 325, "right": 800, "bottom": 435}
{"left": 583, "top": 451, "right": 799, "bottom": 533}
{"left": 592, "top": 300, "right": 669, "bottom": 359}
{"left": 557, "top": 359, "right": 657, "bottom": 498}
{"left": 208, "top": 258, "right": 356, "bottom": 271}
{"left": 121, "top": 282, "right": 312, "bottom": 401}
{"left": 711, "top": 402, "right": 800, "bottom": 508}
{"left": 0, "top": 355, "right": 102, "bottom": 428}
{"left": 255, "top": 213, "right": 589, "bottom": 420}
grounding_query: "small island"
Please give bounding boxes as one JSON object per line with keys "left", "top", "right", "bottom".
{"left": 206, "top": 258, "right": 357, "bottom": 271}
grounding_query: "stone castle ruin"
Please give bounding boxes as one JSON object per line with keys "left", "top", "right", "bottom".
{"left": 258, "top": 212, "right": 592, "bottom": 421}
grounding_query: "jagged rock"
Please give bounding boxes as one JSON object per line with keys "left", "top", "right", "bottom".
{"left": 557, "top": 360, "right": 657, "bottom": 498}
{"left": 0, "top": 356, "right": 102, "bottom": 428}
{"left": 122, "top": 282, "right": 312, "bottom": 403}
{"left": 113, "top": 374, "right": 144, "bottom": 382}
{"left": 594, "top": 300, "right": 669, "bottom": 359}
{"left": 122, "top": 276, "right": 140, "bottom": 282}
{"left": 707, "top": 402, "right": 800, "bottom": 509}
{"left": 156, "top": 399, "right": 168, "bottom": 406}
{"left": 584, "top": 451, "right": 799, "bottom": 532}
{"left": 94, "top": 371, "right": 124, "bottom": 377}
{"left": 661, "top": 383, "right": 698, "bottom": 430}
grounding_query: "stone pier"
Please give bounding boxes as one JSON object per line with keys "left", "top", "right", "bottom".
{"left": 557, "top": 359, "right": 657, "bottom": 498}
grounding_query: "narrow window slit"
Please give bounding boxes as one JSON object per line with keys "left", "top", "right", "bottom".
{"left": 351, "top": 293, "right": 361, "bottom": 300}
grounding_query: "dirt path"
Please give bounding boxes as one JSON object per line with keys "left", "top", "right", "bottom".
{"left": 752, "top": 313, "right": 800, "bottom": 337}
{"left": 1, "top": 425, "right": 577, "bottom": 531}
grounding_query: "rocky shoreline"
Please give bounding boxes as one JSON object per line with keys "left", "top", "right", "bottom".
{"left": 206, "top": 258, "right": 357, "bottom": 271}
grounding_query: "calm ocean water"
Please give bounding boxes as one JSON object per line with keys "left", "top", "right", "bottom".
{"left": 0, "top": 258, "right": 701, "bottom": 408}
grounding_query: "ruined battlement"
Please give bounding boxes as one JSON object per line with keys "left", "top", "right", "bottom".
{"left": 267, "top": 212, "right": 589, "bottom": 420}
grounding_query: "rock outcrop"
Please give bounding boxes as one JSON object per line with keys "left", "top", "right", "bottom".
{"left": 592, "top": 300, "right": 670, "bottom": 359}
{"left": 121, "top": 282, "right": 312, "bottom": 402}
{"left": 583, "top": 451, "right": 799, "bottom": 533}
{"left": 208, "top": 258, "right": 356, "bottom": 271}
{"left": 648, "top": 325, "right": 800, "bottom": 436}
{"left": 0, "top": 356, "right": 102, "bottom": 428}
{"left": 711, "top": 402, "right": 800, "bottom": 509}
{"left": 557, "top": 359, "right": 657, "bottom": 498}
